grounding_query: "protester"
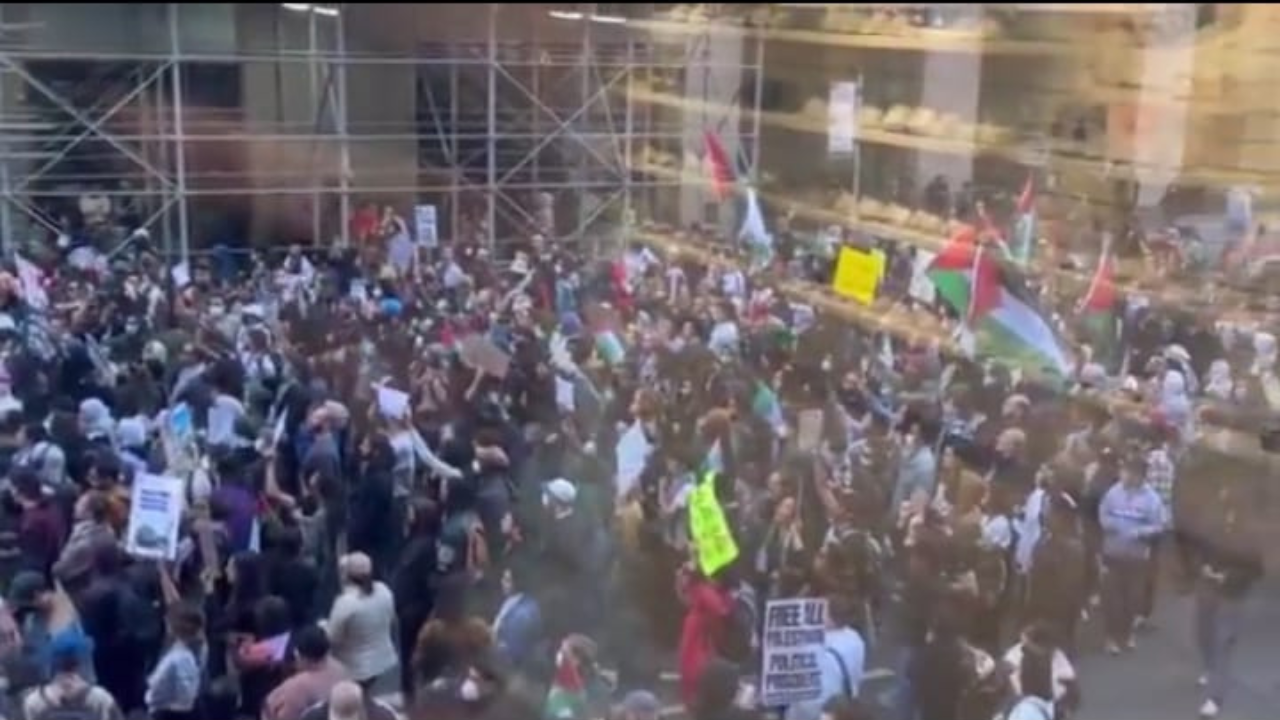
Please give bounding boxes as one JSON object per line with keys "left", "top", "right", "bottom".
{"left": 1098, "top": 455, "right": 1167, "bottom": 655}
{"left": 784, "top": 597, "right": 866, "bottom": 720}
{"left": 0, "top": 189, "right": 1264, "bottom": 720}
{"left": 264, "top": 624, "right": 349, "bottom": 720}
{"left": 21, "top": 633, "right": 122, "bottom": 720}
{"left": 326, "top": 552, "right": 398, "bottom": 690}
{"left": 144, "top": 602, "right": 204, "bottom": 720}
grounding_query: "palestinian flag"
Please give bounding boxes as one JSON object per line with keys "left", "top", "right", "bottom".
{"left": 704, "top": 129, "right": 735, "bottom": 201}
{"left": 751, "top": 380, "right": 785, "bottom": 433}
{"left": 543, "top": 652, "right": 587, "bottom": 720}
{"left": 1010, "top": 175, "right": 1037, "bottom": 266}
{"left": 929, "top": 226, "right": 1073, "bottom": 380}
{"left": 1078, "top": 249, "right": 1120, "bottom": 370}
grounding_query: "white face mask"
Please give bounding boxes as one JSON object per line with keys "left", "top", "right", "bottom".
{"left": 459, "top": 678, "right": 481, "bottom": 702}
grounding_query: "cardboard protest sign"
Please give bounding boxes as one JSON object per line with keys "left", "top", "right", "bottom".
{"left": 126, "top": 474, "right": 185, "bottom": 561}
{"left": 688, "top": 471, "right": 739, "bottom": 577}
{"left": 796, "top": 409, "right": 825, "bottom": 452}
{"left": 761, "top": 598, "right": 828, "bottom": 707}
{"left": 458, "top": 334, "right": 510, "bottom": 378}
{"left": 832, "top": 247, "right": 885, "bottom": 306}
{"left": 583, "top": 303, "right": 622, "bottom": 335}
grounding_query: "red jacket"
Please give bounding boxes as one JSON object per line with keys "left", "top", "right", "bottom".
{"left": 677, "top": 572, "right": 733, "bottom": 706}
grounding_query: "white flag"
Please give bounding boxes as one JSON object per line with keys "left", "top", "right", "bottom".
{"left": 14, "top": 254, "right": 48, "bottom": 311}
{"left": 739, "top": 188, "right": 772, "bottom": 250}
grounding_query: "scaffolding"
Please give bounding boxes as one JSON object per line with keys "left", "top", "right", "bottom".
{"left": 0, "top": 2, "right": 764, "bottom": 262}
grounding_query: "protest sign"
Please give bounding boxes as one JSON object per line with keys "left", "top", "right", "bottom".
{"left": 376, "top": 384, "right": 411, "bottom": 420}
{"left": 415, "top": 204, "right": 438, "bottom": 247}
{"left": 458, "top": 334, "right": 510, "bottom": 378}
{"left": 796, "top": 409, "right": 825, "bottom": 452}
{"left": 614, "top": 420, "right": 652, "bottom": 500}
{"left": 126, "top": 474, "right": 185, "bottom": 560}
{"left": 162, "top": 403, "right": 197, "bottom": 475}
{"left": 827, "top": 80, "right": 860, "bottom": 155}
{"left": 761, "top": 598, "right": 828, "bottom": 707}
{"left": 688, "top": 471, "right": 739, "bottom": 576}
{"left": 832, "top": 247, "right": 884, "bottom": 306}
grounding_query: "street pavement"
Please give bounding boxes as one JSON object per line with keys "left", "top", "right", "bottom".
{"left": 382, "top": 581, "right": 1280, "bottom": 720}
{"left": 1073, "top": 583, "right": 1280, "bottom": 720}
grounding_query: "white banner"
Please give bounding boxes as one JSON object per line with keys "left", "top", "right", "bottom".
{"left": 828, "top": 81, "right": 860, "bottom": 155}
{"left": 761, "top": 597, "right": 828, "bottom": 707}
{"left": 415, "top": 204, "right": 439, "bottom": 247}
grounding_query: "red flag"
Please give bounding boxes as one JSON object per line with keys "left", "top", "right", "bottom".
{"left": 968, "top": 241, "right": 1001, "bottom": 323}
{"left": 703, "top": 130, "right": 735, "bottom": 201}
{"left": 1080, "top": 252, "right": 1116, "bottom": 313}
{"left": 1016, "top": 175, "right": 1035, "bottom": 215}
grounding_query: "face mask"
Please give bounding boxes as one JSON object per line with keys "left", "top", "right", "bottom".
{"left": 459, "top": 678, "right": 480, "bottom": 702}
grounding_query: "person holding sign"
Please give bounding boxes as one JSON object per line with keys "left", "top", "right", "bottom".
{"left": 782, "top": 597, "right": 866, "bottom": 720}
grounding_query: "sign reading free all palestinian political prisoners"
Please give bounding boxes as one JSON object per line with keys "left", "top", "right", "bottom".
{"left": 760, "top": 598, "right": 828, "bottom": 707}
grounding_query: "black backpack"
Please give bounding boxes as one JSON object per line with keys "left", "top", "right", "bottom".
{"left": 717, "top": 583, "right": 759, "bottom": 664}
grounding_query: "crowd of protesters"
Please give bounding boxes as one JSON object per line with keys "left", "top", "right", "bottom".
{"left": 0, "top": 198, "right": 1266, "bottom": 720}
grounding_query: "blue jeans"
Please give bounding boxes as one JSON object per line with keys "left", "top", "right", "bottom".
{"left": 1102, "top": 556, "right": 1146, "bottom": 643}
{"left": 883, "top": 645, "right": 916, "bottom": 720}
{"left": 1195, "top": 580, "right": 1244, "bottom": 704}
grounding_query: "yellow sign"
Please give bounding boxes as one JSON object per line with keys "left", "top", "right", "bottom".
{"left": 689, "top": 472, "right": 739, "bottom": 577}
{"left": 832, "top": 247, "right": 884, "bottom": 305}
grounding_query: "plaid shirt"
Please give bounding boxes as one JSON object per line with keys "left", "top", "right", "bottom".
{"left": 1146, "top": 447, "right": 1176, "bottom": 525}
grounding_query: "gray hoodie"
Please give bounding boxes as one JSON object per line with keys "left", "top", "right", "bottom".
{"left": 1099, "top": 481, "right": 1165, "bottom": 560}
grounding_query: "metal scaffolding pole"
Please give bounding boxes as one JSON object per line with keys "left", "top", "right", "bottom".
{"left": 622, "top": 35, "right": 635, "bottom": 243}
{"left": 750, "top": 35, "right": 764, "bottom": 178}
{"left": 450, "top": 52, "right": 460, "bottom": 242}
{"left": 0, "top": 64, "right": 11, "bottom": 253}
{"left": 169, "top": 3, "right": 189, "bottom": 264}
{"left": 336, "top": 2, "right": 351, "bottom": 247}
{"left": 578, "top": 15, "right": 590, "bottom": 238}
{"left": 486, "top": 4, "right": 497, "bottom": 247}
{"left": 308, "top": 7, "right": 322, "bottom": 245}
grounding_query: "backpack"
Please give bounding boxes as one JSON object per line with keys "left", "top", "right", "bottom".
{"left": 30, "top": 685, "right": 96, "bottom": 720}
{"left": 718, "top": 583, "right": 759, "bottom": 664}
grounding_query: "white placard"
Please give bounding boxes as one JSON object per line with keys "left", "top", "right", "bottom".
{"left": 170, "top": 262, "right": 191, "bottom": 289}
{"left": 376, "top": 384, "right": 411, "bottom": 420}
{"left": 909, "top": 249, "right": 937, "bottom": 305}
{"left": 828, "top": 81, "right": 860, "bottom": 155}
{"left": 415, "top": 204, "right": 439, "bottom": 248}
{"left": 614, "top": 420, "right": 652, "bottom": 500}
{"left": 125, "top": 474, "right": 185, "bottom": 560}
{"left": 555, "top": 376, "right": 576, "bottom": 413}
{"left": 761, "top": 597, "right": 828, "bottom": 707}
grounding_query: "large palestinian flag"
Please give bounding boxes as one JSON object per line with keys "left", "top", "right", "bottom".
{"left": 929, "top": 225, "right": 1073, "bottom": 379}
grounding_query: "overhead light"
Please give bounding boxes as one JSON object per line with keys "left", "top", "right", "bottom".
{"left": 282, "top": 3, "right": 338, "bottom": 16}
{"left": 590, "top": 14, "right": 627, "bottom": 24}
{"left": 548, "top": 10, "right": 585, "bottom": 20}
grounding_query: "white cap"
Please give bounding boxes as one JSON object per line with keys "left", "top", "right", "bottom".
{"left": 544, "top": 478, "right": 577, "bottom": 505}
